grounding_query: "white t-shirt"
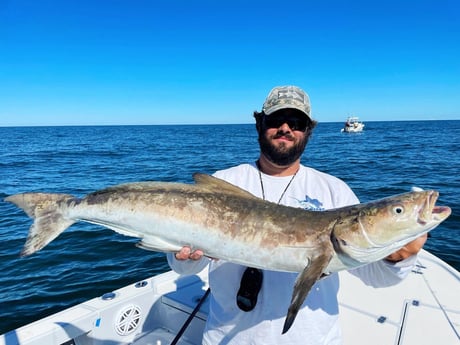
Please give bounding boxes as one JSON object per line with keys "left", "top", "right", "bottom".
{"left": 167, "top": 163, "right": 415, "bottom": 345}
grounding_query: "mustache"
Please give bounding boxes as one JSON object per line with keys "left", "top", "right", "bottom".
{"left": 273, "top": 131, "right": 295, "bottom": 140}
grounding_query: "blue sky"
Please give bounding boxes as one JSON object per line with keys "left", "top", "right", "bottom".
{"left": 1, "top": 0, "right": 459, "bottom": 126}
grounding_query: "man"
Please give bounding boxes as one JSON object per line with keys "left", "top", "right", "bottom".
{"left": 167, "top": 86, "right": 426, "bottom": 344}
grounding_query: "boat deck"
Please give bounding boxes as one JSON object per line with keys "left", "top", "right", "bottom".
{"left": 1, "top": 250, "right": 458, "bottom": 345}
{"left": 339, "top": 250, "right": 460, "bottom": 345}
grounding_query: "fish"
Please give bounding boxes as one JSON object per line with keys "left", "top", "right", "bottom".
{"left": 4, "top": 173, "right": 451, "bottom": 334}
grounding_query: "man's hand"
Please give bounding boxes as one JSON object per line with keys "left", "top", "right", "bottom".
{"left": 175, "top": 246, "right": 204, "bottom": 261}
{"left": 385, "top": 234, "right": 428, "bottom": 263}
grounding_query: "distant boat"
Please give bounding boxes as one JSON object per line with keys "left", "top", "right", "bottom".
{"left": 341, "top": 116, "right": 365, "bottom": 133}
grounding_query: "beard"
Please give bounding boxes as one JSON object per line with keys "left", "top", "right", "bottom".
{"left": 258, "top": 130, "right": 308, "bottom": 166}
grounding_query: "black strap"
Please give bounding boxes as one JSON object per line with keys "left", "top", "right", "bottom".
{"left": 170, "top": 287, "right": 211, "bottom": 345}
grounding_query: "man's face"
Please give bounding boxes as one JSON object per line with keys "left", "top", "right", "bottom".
{"left": 258, "top": 110, "right": 309, "bottom": 166}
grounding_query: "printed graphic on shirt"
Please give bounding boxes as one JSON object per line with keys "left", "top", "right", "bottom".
{"left": 294, "top": 195, "right": 325, "bottom": 211}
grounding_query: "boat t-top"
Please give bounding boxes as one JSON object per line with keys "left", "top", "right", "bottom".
{"left": 341, "top": 116, "right": 365, "bottom": 133}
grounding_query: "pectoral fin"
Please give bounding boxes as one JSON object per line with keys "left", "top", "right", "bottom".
{"left": 282, "top": 253, "right": 333, "bottom": 334}
{"left": 136, "top": 236, "right": 182, "bottom": 252}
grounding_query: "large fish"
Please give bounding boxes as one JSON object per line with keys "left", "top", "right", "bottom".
{"left": 5, "top": 174, "right": 451, "bottom": 333}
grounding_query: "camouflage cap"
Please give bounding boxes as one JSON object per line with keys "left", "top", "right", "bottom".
{"left": 262, "top": 86, "right": 311, "bottom": 119}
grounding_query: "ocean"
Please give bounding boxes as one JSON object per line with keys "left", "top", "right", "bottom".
{"left": 0, "top": 121, "right": 458, "bottom": 334}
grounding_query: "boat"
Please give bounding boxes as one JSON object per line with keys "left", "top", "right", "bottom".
{"left": 0, "top": 249, "right": 459, "bottom": 345}
{"left": 341, "top": 116, "right": 365, "bottom": 133}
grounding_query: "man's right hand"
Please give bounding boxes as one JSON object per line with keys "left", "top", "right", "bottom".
{"left": 175, "top": 246, "right": 204, "bottom": 261}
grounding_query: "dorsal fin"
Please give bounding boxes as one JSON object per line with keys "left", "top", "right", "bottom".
{"left": 193, "top": 173, "right": 257, "bottom": 199}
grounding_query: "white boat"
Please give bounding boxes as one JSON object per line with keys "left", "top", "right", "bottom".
{"left": 341, "top": 116, "right": 365, "bottom": 133}
{"left": 1, "top": 249, "right": 459, "bottom": 345}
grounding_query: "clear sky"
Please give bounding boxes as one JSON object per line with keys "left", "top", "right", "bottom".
{"left": 1, "top": 0, "right": 459, "bottom": 126}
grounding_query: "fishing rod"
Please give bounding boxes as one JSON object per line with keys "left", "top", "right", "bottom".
{"left": 171, "top": 287, "right": 211, "bottom": 345}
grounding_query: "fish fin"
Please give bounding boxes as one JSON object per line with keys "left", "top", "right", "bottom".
{"left": 193, "top": 173, "right": 257, "bottom": 199}
{"left": 136, "top": 236, "right": 182, "bottom": 252}
{"left": 5, "top": 193, "right": 76, "bottom": 257}
{"left": 282, "top": 253, "right": 333, "bottom": 334}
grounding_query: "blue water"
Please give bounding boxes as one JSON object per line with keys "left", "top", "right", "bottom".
{"left": 0, "top": 121, "right": 458, "bottom": 334}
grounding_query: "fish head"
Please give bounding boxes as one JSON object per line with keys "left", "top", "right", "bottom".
{"left": 332, "top": 190, "right": 451, "bottom": 264}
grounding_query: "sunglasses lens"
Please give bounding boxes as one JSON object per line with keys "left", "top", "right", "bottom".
{"left": 288, "top": 118, "right": 307, "bottom": 132}
{"left": 264, "top": 115, "right": 307, "bottom": 132}
{"left": 236, "top": 267, "right": 263, "bottom": 312}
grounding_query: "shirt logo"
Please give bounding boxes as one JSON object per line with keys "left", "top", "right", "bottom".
{"left": 295, "top": 195, "right": 324, "bottom": 211}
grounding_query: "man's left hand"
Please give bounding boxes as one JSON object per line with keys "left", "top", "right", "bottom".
{"left": 385, "top": 234, "right": 428, "bottom": 262}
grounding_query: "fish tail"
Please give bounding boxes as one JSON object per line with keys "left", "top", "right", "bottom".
{"left": 5, "top": 193, "right": 76, "bottom": 257}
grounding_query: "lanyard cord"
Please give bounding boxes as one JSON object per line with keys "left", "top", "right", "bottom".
{"left": 256, "top": 161, "right": 299, "bottom": 204}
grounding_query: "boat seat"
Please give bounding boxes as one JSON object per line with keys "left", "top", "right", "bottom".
{"left": 161, "top": 284, "right": 209, "bottom": 321}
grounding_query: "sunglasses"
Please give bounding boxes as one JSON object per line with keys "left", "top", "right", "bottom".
{"left": 236, "top": 267, "right": 263, "bottom": 312}
{"left": 264, "top": 113, "right": 309, "bottom": 132}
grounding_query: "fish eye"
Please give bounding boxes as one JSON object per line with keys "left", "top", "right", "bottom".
{"left": 393, "top": 205, "right": 405, "bottom": 215}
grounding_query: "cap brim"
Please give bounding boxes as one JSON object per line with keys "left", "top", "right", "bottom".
{"left": 264, "top": 104, "right": 311, "bottom": 119}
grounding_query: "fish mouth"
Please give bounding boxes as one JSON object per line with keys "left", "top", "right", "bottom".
{"left": 418, "top": 191, "right": 451, "bottom": 225}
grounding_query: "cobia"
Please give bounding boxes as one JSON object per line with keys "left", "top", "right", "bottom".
{"left": 5, "top": 173, "right": 451, "bottom": 333}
